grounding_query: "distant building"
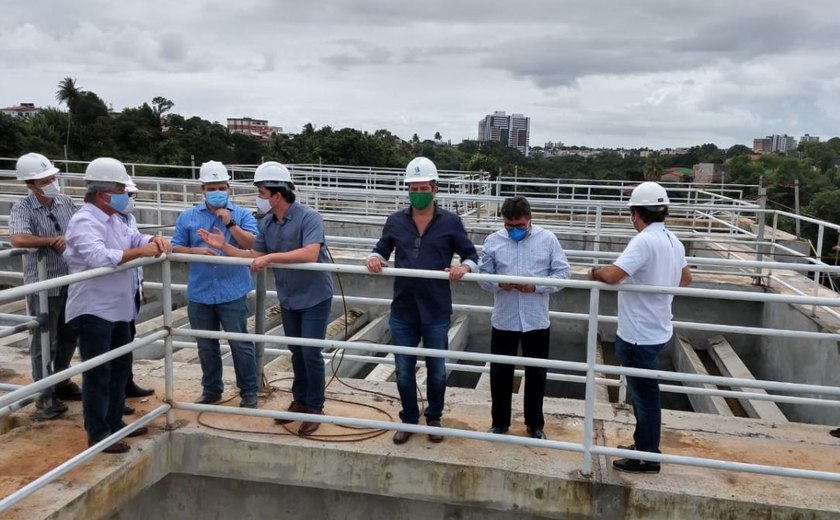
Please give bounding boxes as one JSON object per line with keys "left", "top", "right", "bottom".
{"left": 753, "top": 134, "right": 797, "bottom": 154}
{"left": 1, "top": 102, "right": 39, "bottom": 118}
{"left": 227, "top": 117, "right": 278, "bottom": 139}
{"left": 753, "top": 137, "right": 773, "bottom": 154}
{"left": 800, "top": 134, "right": 820, "bottom": 144}
{"left": 478, "top": 111, "right": 530, "bottom": 156}
{"left": 692, "top": 163, "right": 727, "bottom": 184}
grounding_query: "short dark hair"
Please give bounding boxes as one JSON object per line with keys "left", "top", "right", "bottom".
{"left": 500, "top": 196, "right": 531, "bottom": 220}
{"left": 261, "top": 183, "right": 295, "bottom": 203}
{"left": 632, "top": 205, "right": 668, "bottom": 224}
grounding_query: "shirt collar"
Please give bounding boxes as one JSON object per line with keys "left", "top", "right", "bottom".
{"left": 85, "top": 202, "right": 111, "bottom": 223}
{"left": 198, "top": 202, "right": 234, "bottom": 212}
{"left": 26, "top": 192, "right": 65, "bottom": 210}
{"left": 400, "top": 202, "right": 441, "bottom": 218}
{"left": 271, "top": 202, "right": 298, "bottom": 224}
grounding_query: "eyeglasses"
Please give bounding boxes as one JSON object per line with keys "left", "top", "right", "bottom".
{"left": 46, "top": 212, "right": 61, "bottom": 233}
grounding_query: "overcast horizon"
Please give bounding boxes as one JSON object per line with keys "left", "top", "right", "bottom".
{"left": 2, "top": 1, "right": 840, "bottom": 150}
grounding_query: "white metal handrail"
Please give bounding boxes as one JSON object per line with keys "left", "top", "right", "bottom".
{"left": 1, "top": 245, "right": 840, "bottom": 513}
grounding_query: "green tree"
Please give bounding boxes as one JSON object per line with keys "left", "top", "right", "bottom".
{"left": 434, "top": 131, "right": 442, "bottom": 141}
{"left": 643, "top": 157, "right": 663, "bottom": 181}
{"left": 726, "top": 144, "right": 753, "bottom": 159}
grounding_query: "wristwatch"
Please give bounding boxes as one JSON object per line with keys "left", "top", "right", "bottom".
{"left": 225, "top": 220, "right": 237, "bottom": 229}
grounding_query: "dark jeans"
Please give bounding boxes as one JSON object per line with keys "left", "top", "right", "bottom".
{"left": 390, "top": 315, "right": 450, "bottom": 424}
{"left": 188, "top": 296, "right": 258, "bottom": 398}
{"left": 127, "top": 289, "right": 140, "bottom": 391}
{"left": 26, "top": 291, "right": 78, "bottom": 394}
{"left": 71, "top": 315, "right": 132, "bottom": 443}
{"left": 280, "top": 297, "right": 331, "bottom": 410}
{"left": 490, "top": 327, "right": 550, "bottom": 430}
{"left": 615, "top": 335, "right": 667, "bottom": 454}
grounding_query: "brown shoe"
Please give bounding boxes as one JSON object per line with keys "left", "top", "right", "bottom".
{"left": 298, "top": 408, "right": 324, "bottom": 435}
{"left": 89, "top": 440, "right": 130, "bottom": 454}
{"left": 125, "top": 426, "right": 149, "bottom": 437}
{"left": 392, "top": 430, "right": 413, "bottom": 445}
{"left": 427, "top": 420, "right": 443, "bottom": 443}
{"left": 274, "top": 400, "right": 307, "bottom": 425}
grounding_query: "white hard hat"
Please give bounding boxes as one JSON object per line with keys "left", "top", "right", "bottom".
{"left": 84, "top": 157, "right": 131, "bottom": 184}
{"left": 125, "top": 179, "right": 138, "bottom": 193}
{"left": 254, "top": 161, "right": 294, "bottom": 188}
{"left": 628, "top": 182, "right": 669, "bottom": 207}
{"left": 404, "top": 157, "right": 438, "bottom": 184}
{"left": 16, "top": 153, "right": 59, "bottom": 181}
{"left": 198, "top": 161, "right": 230, "bottom": 183}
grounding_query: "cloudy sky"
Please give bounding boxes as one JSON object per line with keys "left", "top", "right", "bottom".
{"left": 2, "top": 0, "right": 840, "bottom": 149}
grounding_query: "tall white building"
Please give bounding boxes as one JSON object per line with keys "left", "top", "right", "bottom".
{"left": 800, "top": 134, "right": 820, "bottom": 144}
{"left": 477, "top": 111, "right": 530, "bottom": 156}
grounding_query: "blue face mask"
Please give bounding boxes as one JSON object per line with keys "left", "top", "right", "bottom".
{"left": 205, "top": 191, "right": 229, "bottom": 208}
{"left": 507, "top": 227, "right": 527, "bottom": 242}
{"left": 107, "top": 192, "right": 131, "bottom": 214}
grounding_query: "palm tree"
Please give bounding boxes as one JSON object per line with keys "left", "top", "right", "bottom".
{"left": 56, "top": 77, "right": 82, "bottom": 162}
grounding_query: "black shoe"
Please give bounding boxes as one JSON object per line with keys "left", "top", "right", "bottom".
{"left": 55, "top": 382, "right": 82, "bottom": 401}
{"left": 89, "top": 440, "right": 130, "bottom": 454}
{"left": 830, "top": 428, "right": 840, "bottom": 438}
{"left": 194, "top": 393, "right": 222, "bottom": 405}
{"left": 126, "top": 384, "right": 155, "bottom": 398}
{"left": 427, "top": 420, "right": 443, "bottom": 443}
{"left": 488, "top": 426, "right": 509, "bottom": 434}
{"left": 123, "top": 405, "right": 135, "bottom": 415}
{"left": 274, "top": 400, "right": 307, "bottom": 424}
{"left": 527, "top": 427, "right": 547, "bottom": 440}
{"left": 612, "top": 458, "right": 661, "bottom": 474}
{"left": 240, "top": 395, "right": 258, "bottom": 409}
{"left": 393, "top": 430, "right": 413, "bottom": 445}
{"left": 36, "top": 397, "right": 68, "bottom": 419}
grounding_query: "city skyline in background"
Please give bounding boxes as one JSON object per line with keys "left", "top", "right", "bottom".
{"left": 2, "top": 1, "right": 839, "bottom": 150}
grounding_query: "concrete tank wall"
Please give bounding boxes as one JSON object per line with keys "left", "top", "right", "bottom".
{"left": 753, "top": 302, "right": 840, "bottom": 425}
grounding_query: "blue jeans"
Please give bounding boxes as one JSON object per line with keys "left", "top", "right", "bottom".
{"left": 389, "top": 315, "right": 450, "bottom": 424}
{"left": 71, "top": 315, "right": 132, "bottom": 443}
{"left": 188, "top": 296, "right": 258, "bottom": 398}
{"left": 615, "top": 335, "right": 667, "bottom": 454}
{"left": 280, "top": 297, "right": 331, "bottom": 410}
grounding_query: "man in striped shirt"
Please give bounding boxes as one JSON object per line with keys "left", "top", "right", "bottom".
{"left": 9, "top": 153, "right": 80, "bottom": 419}
{"left": 479, "top": 196, "right": 570, "bottom": 441}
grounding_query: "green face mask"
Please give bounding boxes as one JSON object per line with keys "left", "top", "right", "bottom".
{"left": 409, "top": 191, "right": 434, "bottom": 210}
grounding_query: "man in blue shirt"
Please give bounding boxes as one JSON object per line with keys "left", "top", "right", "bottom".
{"left": 200, "top": 161, "right": 333, "bottom": 436}
{"left": 171, "top": 161, "right": 260, "bottom": 408}
{"left": 366, "top": 157, "right": 478, "bottom": 445}
{"left": 479, "top": 196, "right": 570, "bottom": 441}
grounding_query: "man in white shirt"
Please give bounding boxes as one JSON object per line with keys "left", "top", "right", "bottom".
{"left": 589, "top": 182, "right": 692, "bottom": 474}
{"left": 479, "top": 196, "right": 570, "bottom": 440}
{"left": 64, "top": 158, "right": 171, "bottom": 454}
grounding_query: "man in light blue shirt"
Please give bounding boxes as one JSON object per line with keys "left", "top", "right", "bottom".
{"left": 171, "top": 161, "right": 260, "bottom": 408}
{"left": 479, "top": 196, "right": 570, "bottom": 441}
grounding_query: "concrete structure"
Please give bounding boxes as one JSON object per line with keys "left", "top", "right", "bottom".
{"left": 477, "top": 111, "right": 530, "bottom": 156}
{"left": 800, "top": 134, "right": 820, "bottom": 144}
{"left": 753, "top": 134, "right": 797, "bottom": 154}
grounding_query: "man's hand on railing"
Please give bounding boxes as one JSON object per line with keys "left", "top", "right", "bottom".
{"left": 49, "top": 236, "right": 66, "bottom": 254}
{"left": 365, "top": 256, "right": 387, "bottom": 274}
{"left": 150, "top": 236, "right": 172, "bottom": 254}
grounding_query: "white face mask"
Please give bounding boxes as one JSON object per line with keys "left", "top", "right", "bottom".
{"left": 255, "top": 196, "right": 272, "bottom": 214}
{"left": 40, "top": 180, "right": 60, "bottom": 198}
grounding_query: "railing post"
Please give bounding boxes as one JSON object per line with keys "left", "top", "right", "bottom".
{"left": 754, "top": 180, "right": 768, "bottom": 283}
{"left": 812, "top": 225, "right": 826, "bottom": 316}
{"left": 581, "top": 285, "right": 600, "bottom": 477}
{"left": 162, "top": 257, "right": 176, "bottom": 427}
{"left": 255, "top": 270, "right": 267, "bottom": 391}
{"left": 36, "top": 255, "right": 55, "bottom": 418}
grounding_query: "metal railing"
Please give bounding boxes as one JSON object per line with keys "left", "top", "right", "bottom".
{"left": 1, "top": 248, "right": 840, "bottom": 512}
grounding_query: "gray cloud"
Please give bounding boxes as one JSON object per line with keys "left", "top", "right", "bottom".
{"left": 2, "top": 0, "right": 840, "bottom": 149}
